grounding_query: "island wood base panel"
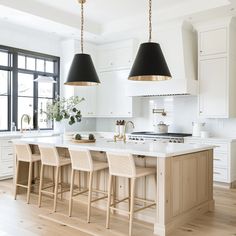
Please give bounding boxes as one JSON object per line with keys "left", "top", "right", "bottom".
{"left": 14, "top": 145, "right": 214, "bottom": 236}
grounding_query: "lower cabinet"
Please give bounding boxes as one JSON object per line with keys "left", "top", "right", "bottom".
{"left": 184, "top": 137, "right": 236, "bottom": 185}
{"left": 0, "top": 139, "right": 14, "bottom": 180}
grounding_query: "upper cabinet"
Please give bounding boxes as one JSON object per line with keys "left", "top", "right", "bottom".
{"left": 197, "top": 18, "right": 236, "bottom": 118}
{"left": 97, "top": 46, "right": 133, "bottom": 72}
{"left": 199, "top": 28, "right": 227, "bottom": 56}
{"left": 62, "top": 39, "right": 140, "bottom": 118}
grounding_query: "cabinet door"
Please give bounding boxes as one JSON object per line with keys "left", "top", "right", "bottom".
{"left": 96, "top": 69, "right": 133, "bottom": 117}
{"left": 74, "top": 86, "right": 97, "bottom": 117}
{"left": 199, "top": 57, "right": 228, "bottom": 118}
{"left": 199, "top": 28, "right": 227, "bottom": 56}
{"left": 98, "top": 47, "right": 132, "bottom": 71}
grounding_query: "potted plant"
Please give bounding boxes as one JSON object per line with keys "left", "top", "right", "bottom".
{"left": 44, "top": 95, "right": 85, "bottom": 131}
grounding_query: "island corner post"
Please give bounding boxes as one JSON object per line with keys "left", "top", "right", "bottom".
{"left": 154, "top": 149, "right": 214, "bottom": 236}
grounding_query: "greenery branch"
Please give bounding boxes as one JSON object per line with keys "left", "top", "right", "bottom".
{"left": 43, "top": 95, "right": 85, "bottom": 125}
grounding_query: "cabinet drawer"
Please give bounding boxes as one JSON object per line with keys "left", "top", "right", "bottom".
{"left": 1, "top": 148, "right": 14, "bottom": 162}
{"left": 0, "top": 139, "right": 13, "bottom": 147}
{"left": 213, "top": 167, "right": 228, "bottom": 182}
{"left": 213, "top": 152, "right": 228, "bottom": 168}
{"left": 0, "top": 162, "right": 14, "bottom": 175}
{"left": 210, "top": 142, "right": 228, "bottom": 153}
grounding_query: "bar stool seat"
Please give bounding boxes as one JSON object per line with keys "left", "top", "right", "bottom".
{"left": 38, "top": 144, "right": 71, "bottom": 212}
{"left": 106, "top": 152, "right": 156, "bottom": 236}
{"left": 93, "top": 161, "right": 109, "bottom": 171}
{"left": 31, "top": 154, "right": 41, "bottom": 162}
{"left": 14, "top": 143, "right": 41, "bottom": 204}
{"left": 136, "top": 167, "right": 156, "bottom": 177}
{"left": 68, "top": 147, "right": 108, "bottom": 223}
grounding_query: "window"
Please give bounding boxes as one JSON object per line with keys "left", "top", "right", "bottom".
{"left": 0, "top": 45, "right": 60, "bottom": 131}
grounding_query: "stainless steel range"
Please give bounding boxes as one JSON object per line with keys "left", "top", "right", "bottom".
{"left": 128, "top": 132, "right": 192, "bottom": 143}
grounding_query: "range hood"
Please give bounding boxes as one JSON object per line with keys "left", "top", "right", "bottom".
{"left": 126, "top": 21, "right": 198, "bottom": 97}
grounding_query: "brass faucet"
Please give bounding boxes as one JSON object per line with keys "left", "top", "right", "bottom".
{"left": 114, "top": 121, "right": 135, "bottom": 143}
{"left": 123, "top": 121, "right": 135, "bottom": 143}
{"left": 20, "top": 114, "right": 31, "bottom": 133}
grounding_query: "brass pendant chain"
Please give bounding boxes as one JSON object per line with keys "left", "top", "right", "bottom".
{"left": 149, "top": 0, "right": 152, "bottom": 42}
{"left": 81, "top": 1, "right": 84, "bottom": 54}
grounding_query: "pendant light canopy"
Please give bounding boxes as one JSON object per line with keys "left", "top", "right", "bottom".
{"left": 64, "top": 0, "right": 100, "bottom": 86}
{"left": 129, "top": 0, "right": 172, "bottom": 81}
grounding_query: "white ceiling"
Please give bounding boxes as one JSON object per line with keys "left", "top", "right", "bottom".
{"left": 33, "top": 0, "right": 188, "bottom": 24}
{"left": 0, "top": 0, "right": 235, "bottom": 42}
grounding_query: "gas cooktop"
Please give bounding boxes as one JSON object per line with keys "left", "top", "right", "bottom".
{"left": 130, "top": 132, "right": 192, "bottom": 137}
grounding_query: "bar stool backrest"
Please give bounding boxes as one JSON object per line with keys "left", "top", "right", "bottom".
{"left": 14, "top": 143, "right": 33, "bottom": 162}
{"left": 106, "top": 152, "right": 136, "bottom": 178}
{"left": 68, "top": 148, "right": 93, "bottom": 171}
{"left": 38, "top": 145, "right": 60, "bottom": 166}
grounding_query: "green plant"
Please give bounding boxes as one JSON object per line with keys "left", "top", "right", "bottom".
{"left": 44, "top": 96, "right": 85, "bottom": 125}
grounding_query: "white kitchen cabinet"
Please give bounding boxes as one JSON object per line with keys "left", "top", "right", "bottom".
{"left": 197, "top": 18, "right": 236, "bottom": 118}
{"left": 199, "top": 57, "right": 228, "bottom": 118}
{"left": 97, "top": 40, "right": 134, "bottom": 72}
{"left": 199, "top": 27, "right": 227, "bottom": 56}
{"left": 0, "top": 139, "right": 14, "bottom": 180}
{"left": 74, "top": 86, "right": 97, "bottom": 117}
{"left": 96, "top": 69, "right": 138, "bottom": 117}
{"left": 184, "top": 137, "right": 236, "bottom": 187}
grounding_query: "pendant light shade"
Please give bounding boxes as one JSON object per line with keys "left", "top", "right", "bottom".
{"left": 129, "top": 42, "right": 171, "bottom": 81}
{"left": 64, "top": 53, "right": 100, "bottom": 86}
{"left": 64, "top": 0, "right": 100, "bottom": 86}
{"left": 128, "top": 0, "right": 172, "bottom": 81}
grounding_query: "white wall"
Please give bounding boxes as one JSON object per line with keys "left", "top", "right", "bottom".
{"left": 0, "top": 21, "right": 61, "bottom": 56}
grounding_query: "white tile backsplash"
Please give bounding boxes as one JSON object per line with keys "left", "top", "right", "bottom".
{"left": 71, "top": 96, "right": 236, "bottom": 138}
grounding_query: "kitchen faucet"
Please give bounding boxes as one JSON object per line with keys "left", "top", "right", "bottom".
{"left": 20, "top": 114, "right": 31, "bottom": 133}
{"left": 123, "top": 121, "right": 135, "bottom": 143}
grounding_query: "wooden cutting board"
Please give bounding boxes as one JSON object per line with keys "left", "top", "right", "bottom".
{"left": 71, "top": 139, "right": 96, "bottom": 143}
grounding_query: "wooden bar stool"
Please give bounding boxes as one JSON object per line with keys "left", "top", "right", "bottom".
{"left": 68, "top": 147, "right": 108, "bottom": 223}
{"left": 38, "top": 145, "right": 71, "bottom": 212}
{"left": 106, "top": 152, "right": 156, "bottom": 236}
{"left": 14, "top": 143, "right": 41, "bottom": 204}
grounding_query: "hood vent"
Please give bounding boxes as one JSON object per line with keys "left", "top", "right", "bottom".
{"left": 126, "top": 21, "right": 198, "bottom": 97}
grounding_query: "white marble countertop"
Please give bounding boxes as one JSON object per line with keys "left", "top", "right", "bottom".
{"left": 184, "top": 136, "right": 236, "bottom": 142}
{"left": 14, "top": 136, "right": 214, "bottom": 158}
{"left": 0, "top": 131, "right": 60, "bottom": 139}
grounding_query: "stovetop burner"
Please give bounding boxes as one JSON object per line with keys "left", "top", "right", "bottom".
{"left": 130, "top": 132, "right": 192, "bottom": 137}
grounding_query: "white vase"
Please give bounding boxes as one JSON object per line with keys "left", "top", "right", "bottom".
{"left": 54, "top": 120, "right": 66, "bottom": 134}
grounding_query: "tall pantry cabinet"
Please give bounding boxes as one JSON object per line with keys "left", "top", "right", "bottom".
{"left": 196, "top": 17, "right": 236, "bottom": 118}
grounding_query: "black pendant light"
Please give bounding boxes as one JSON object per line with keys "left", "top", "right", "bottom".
{"left": 64, "top": 0, "right": 100, "bottom": 86}
{"left": 129, "top": 0, "right": 172, "bottom": 81}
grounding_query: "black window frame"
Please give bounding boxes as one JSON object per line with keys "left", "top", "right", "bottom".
{"left": 0, "top": 45, "right": 60, "bottom": 132}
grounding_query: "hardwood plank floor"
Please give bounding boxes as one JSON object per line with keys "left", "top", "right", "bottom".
{"left": 0, "top": 179, "right": 235, "bottom": 236}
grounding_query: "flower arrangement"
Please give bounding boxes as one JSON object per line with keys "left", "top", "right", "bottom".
{"left": 44, "top": 96, "right": 85, "bottom": 125}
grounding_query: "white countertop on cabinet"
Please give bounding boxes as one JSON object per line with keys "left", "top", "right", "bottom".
{"left": 0, "top": 131, "right": 60, "bottom": 139}
{"left": 184, "top": 136, "right": 236, "bottom": 142}
{"left": 14, "top": 136, "right": 214, "bottom": 158}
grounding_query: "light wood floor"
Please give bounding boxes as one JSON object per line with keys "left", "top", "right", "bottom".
{"left": 0, "top": 179, "right": 236, "bottom": 236}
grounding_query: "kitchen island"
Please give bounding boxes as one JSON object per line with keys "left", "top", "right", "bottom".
{"left": 13, "top": 136, "right": 214, "bottom": 236}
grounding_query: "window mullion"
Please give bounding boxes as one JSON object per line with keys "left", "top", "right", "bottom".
{"left": 12, "top": 52, "right": 18, "bottom": 129}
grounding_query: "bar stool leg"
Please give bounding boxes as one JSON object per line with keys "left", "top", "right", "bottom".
{"left": 128, "top": 178, "right": 131, "bottom": 213}
{"left": 87, "top": 171, "right": 93, "bottom": 223}
{"left": 14, "top": 160, "right": 20, "bottom": 200}
{"left": 106, "top": 174, "right": 113, "bottom": 229}
{"left": 60, "top": 166, "right": 63, "bottom": 200}
{"left": 26, "top": 162, "right": 33, "bottom": 204}
{"left": 111, "top": 176, "right": 116, "bottom": 214}
{"left": 53, "top": 166, "right": 59, "bottom": 212}
{"left": 69, "top": 169, "right": 75, "bottom": 217}
{"left": 129, "top": 178, "right": 136, "bottom": 236}
{"left": 38, "top": 164, "right": 44, "bottom": 207}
